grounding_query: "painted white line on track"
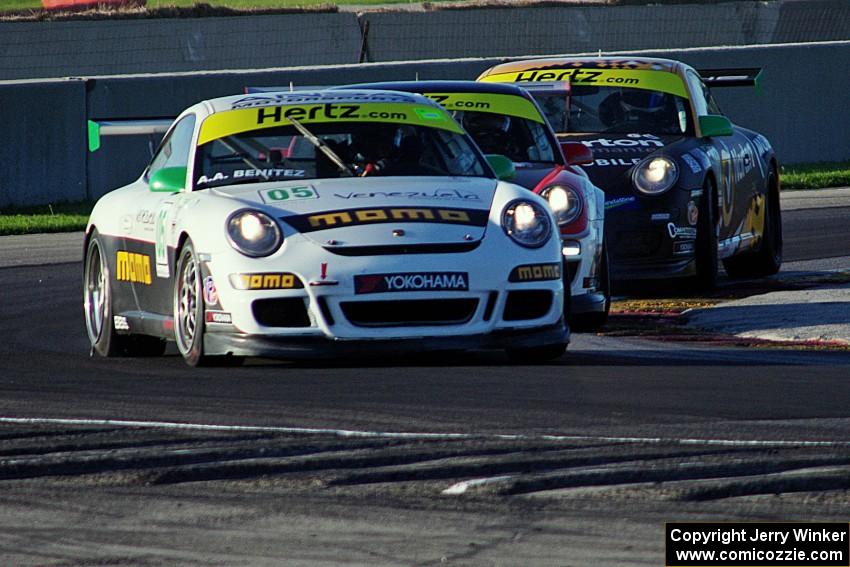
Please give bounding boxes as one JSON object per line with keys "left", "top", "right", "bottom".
{"left": 442, "top": 476, "right": 513, "bottom": 495}
{"left": 2, "top": 416, "right": 850, "bottom": 448}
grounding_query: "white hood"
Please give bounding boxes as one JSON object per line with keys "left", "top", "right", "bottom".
{"left": 214, "top": 176, "right": 498, "bottom": 248}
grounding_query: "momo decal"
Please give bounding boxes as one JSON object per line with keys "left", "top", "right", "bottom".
{"left": 115, "top": 251, "right": 152, "bottom": 285}
{"left": 509, "top": 263, "right": 561, "bottom": 282}
{"left": 283, "top": 207, "right": 489, "bottom": 232}
{"left": 229, "top": 272, "right": 304, "bottom": 290}
{"left": 333, "top": 189, "right": 480, "bottom": 202}
{"left": 354, "top": 272, "right": 469, "bottom": 294}
{"left": 199, "top": 103, "right": 460, "bottom": 145}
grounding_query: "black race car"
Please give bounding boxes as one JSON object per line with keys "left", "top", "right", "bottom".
{"left": 478, "top": 57, "right": 782, "bottom": 288}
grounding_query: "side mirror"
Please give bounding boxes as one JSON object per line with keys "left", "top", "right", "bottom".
{"left": 485, "top": 154, "right": 517, "bottom": 181}
{"left": 698, "top": 115, "right": 733, "bottom": 138}
{"left": 560, "top": 141, "right": 594, "bottom": 166}
{"left": 149, "top": 166, "right": 187, "bottom": 193}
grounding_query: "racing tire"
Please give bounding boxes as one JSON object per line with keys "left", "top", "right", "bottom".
{"left": 687, "top": 178, "right": 719, "bottom": 291}
{"left": 722, "top": 170, "right": 782, "bottom": 278}
{"left": 84, "top": 230, "right": 166, "bottom": 358}
{"left": 506, "top": 342, "right": 568, "bottom": 363}
{"left": 173, "top": 239, "right": 243, "bottom": 367}
{"left": 569, "top": 242, "right": 611, "bottom": 332}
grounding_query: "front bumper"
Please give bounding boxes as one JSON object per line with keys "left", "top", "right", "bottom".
{"left": 606, "top": 188, "right": 700, "bottom": 281}
{"left": 205, "top": 320, "right": 568, "bottom": 358}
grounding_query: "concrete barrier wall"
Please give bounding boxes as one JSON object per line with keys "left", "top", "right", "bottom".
{"left": 2, "top": 0, "right": 849, "bottom": 81}
{"left": 0, "top": 79, "right": 87, "bottom": 208}
{"left": 3, "top": 40, "right": 849, "bottom": 206}
{"left": 0, "top": 13, "right": 363, "bottom": 80}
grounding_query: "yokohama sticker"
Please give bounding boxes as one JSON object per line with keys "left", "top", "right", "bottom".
{"left": 354, "top": 272, "right": 469, "bottom": 294}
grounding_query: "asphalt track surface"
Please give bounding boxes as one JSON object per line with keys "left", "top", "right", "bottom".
{"left": 1, "top": 196, "right": 849, "bottom": 566}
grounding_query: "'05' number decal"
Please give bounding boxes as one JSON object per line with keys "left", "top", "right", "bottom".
{"left": 260, "top": 186, "right": 318, "bottom": 203}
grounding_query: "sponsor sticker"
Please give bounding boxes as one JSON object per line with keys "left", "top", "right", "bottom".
{"left": 587, "top": 158, "right": 642, "bottom": 167}
{"left": 508, "top": 263, "right": 562, "bottom": 283}
{"left": 354, "top": 272, "right": 469, "bottom": 294}
{"left": 605, "top": 196, "right": 638, "bottom": 211}
{"left": 229, "top": 272, "right": 304, "bottom": 290}
{"left": 259, "top": 185, "right": 318, "bottom": 203}
{"left": 480, "top": 67, "right": 689, "bottom": 98}
{"left": 113, "top": 315, "right": 129, "bottom": 331}
{"left": 333, "top": 189, "right": 480, "bottom": 202}
{"left": 283, "top": 206, "right": 489, "bottom": 233}
{"left": 199, "top": 103, "right": 461, "bottom": 145}
{"left": 203, "top": 276, "right": 218, "bottom": 305}
{"left": 680, "top": 153, "right": 703, "bottom": 174}
{"left": 115, "top": 251, "right": 152, "bottom": 285}
{"left": 687, "top": 201, "right": 699, "bottom": 225}
{"left": 205, "top": 311, "right": 233, "bottom": 324}
{"left": 667, "top": 223, "right": 697, "bottom": 239}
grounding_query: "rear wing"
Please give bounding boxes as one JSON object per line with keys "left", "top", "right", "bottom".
{"left": 697, "top": 68, "right": 763, "bottom": 89}
{"left": 87, "top": 118, "right": 173, "bottom": 152}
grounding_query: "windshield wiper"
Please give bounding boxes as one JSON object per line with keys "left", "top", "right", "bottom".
{"left": 286, "top": 116, "right": 355, "bottom": 177}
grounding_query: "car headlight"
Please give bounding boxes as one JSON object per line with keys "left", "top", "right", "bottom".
{"left": 502, "top": 199, "right": 552, "bottom": 248}
{"left": 226, "top": 210, "right": 282, "bottom": 257}
{"left": 632, "top": 156, "right": 679, "bottom": 196}
{"left": 540, "top": 185, "right": 582, "bottom": 226}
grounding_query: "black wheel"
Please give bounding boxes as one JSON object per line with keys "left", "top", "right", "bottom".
{"left": 688, "top": 178, "right": 719, "bottom": 291}
{"left": 84, "top": 230, "right": 165, "bottom": 358}
{"left": 570, "top": 242, "right": 610, "bottom": 332}
{"left": 174, "top": 239, "right": 243, "bottom": 367}
{"left": 506, "top": 343, "right": 568, "bottom": 363}
{"left": 722, "top": 170, "right": 782, "bottom": 278}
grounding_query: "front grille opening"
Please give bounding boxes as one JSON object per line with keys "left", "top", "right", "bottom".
{"left": 614, "top": 230, "right": 662, "bottom": 258}
{"left": 252, "top": 298, "right": 311, "bottom": 327}
{"left": 340, "top": 298, "right": 478, "bottom": 327}
{"left": 503, "top": 290, "right": 553, "bottom": 321}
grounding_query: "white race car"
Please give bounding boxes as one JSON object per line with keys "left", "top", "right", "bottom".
{"left": 84, "top": 90, "right": 569, "bottom": 366}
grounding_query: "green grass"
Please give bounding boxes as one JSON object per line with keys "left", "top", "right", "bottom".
{"left": 0, "top": 201, "right": 92, "bottom": 236}
{"left": 781, "top": 160, "right": 850, "bottom": 191}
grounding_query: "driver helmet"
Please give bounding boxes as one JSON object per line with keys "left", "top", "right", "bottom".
{"left": 619, "top": 90, "right": 669, "bottom": 116}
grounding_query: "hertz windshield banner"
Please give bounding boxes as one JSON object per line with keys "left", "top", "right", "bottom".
{"left": 480, "top": 67, "right": 689, "bottom": 98}
{"left": 199, "top": 103, "right": 461, "bottom": 145}
{"left": 423, "top": 93, "right": 545, "bottom": 123}
{"left": 666, "top": 523, "right": 850, "bottom": 567}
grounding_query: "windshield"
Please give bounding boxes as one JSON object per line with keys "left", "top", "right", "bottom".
{"left": 194, "top": 122, "right": 489, "bottom": 189}
{"left": 534, "top": 86, "right": 693, "bottom": 136}
{"left": 454, "top": 110, "right": 557, "bottom": 165}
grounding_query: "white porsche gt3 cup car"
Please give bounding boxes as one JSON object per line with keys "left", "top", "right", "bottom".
{"left": 84, "top": 90, "right": 569, "bottom": 366}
